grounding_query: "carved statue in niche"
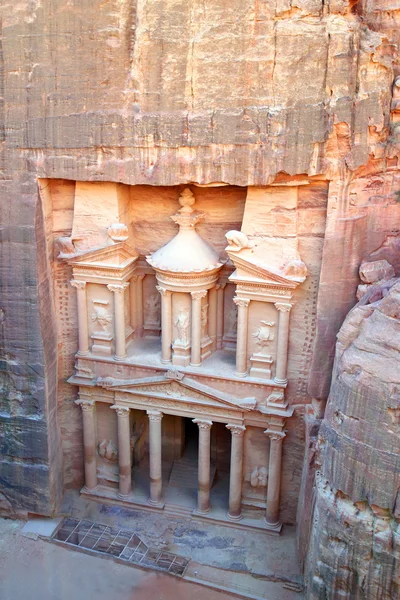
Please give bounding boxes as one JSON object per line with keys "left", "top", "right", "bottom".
{"left": 145, "top": 293, "right": 161, "bottom": 326}
{"left": 250, "top": 466, "right": 268, "bottom": 488}
{"left": 201, "top": 303, "right": 208, "bottom": 339}
{"left": 253, "top": 321, "right": 275, "bottom": 355}
{"left": 225, "top": 230, "right": 254, "bottom": 252}
{"left": 91, "top": 300, "right": 112, "bottom": 333}
{"left": 98, "top": 439, "right": 118, "bottom": 462}
{"left": 174, "top": 309, "right": 190, "bottom": 345}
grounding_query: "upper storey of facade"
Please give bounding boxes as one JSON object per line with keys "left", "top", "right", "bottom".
{"left": 63, "top": 186, "right": 307, "bottom": 399}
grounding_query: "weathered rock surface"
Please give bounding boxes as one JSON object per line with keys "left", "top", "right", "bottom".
{"left": 0, "top": 0, "right": 399, "bottom": 567}
{"left": 306, "top": 278, "right": 400, "bottom": 598}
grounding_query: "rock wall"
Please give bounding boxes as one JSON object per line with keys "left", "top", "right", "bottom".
{"left": 306, "top": 276, "right": 400, "bottom": 598}
{"left": 0, "top": 0, "right": 399, "bottom": 533}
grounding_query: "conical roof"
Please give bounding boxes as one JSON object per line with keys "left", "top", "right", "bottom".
{"left": 147, "top": 189, "right": 222, "bottom": 274}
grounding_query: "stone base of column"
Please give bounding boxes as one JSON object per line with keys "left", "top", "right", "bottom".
{"left": 77, "top": 350, "right": 90, "bottom": 357}
{"left": 82, "top": 484, "right": 98, "bottom": 493}
{"left": 193, "top": 507, "right": 211, "bottom": 516}
{"left": 227, "top": 511, "right": 242, "bottom": 521}
{"left": 235, "top": 370, "right": 247, "bottom": 378}
{"left": 148, "top": 498, "right": 165, "bottom": 508}
{"left": 117, "top": 492, "right": 132, "bottom": 500}
{"left": 274, "top": 377, "right": 288, "bottom": 385}
{"left": 264, "top": 518, "right": 282, "bottom": 532}
{"left": 160, "top": 358, "right": 172, "bottom": 365}
{"left": 114, "top": 354, "right": 127, "bottom": 362}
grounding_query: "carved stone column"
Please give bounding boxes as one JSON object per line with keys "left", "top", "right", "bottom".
{"left": 233, "top": 297, "right": 250, "bottom": 377}
{"left": 208, "top": 287, "right": 218, "bottom": 350}
{"left": 274, "top": 303, "right": 292, "bottom": 384}
{"left": 216, "top": 283, "right": 226, "bottom": 350}
{"left": 136, "top": 274, "right": 145, "bottom": 337}
{"left": 264, "top": 429, "right": 285, "bottom": 529}
{"left": 190, "top": 290, "right": 207, "bottom": 366}
{"left": 226, "top": 424, "right": 246, "bottom": 520}
{"left": 75, "top": 398, "right": 97, "bottom": 490}
{"left": 157, "top": 286, "right": 172, "bottom": 364}
{"left": 147, "top": 410, "right": 163, "bottom": 506}
{"left": 108, "top": 283, "right": 129, "bottom": 361}
{"left": 129, "top": 275, "right": 137, "bottom": 331}
{"left": 111, "top": 405, "right": 132, "bottom": 497}
{"left": 70, "top": 280, "right": 89, "bottom": 356}
{"left": 193, "top": 419, "right": 212, "bottom": 514}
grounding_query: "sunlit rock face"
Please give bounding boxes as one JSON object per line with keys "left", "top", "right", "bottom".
{"left": 0, "top": 2, "right": 399, "bottom": 596}
{"left": 306, "top": 278, "right": 400, "bottom": 599}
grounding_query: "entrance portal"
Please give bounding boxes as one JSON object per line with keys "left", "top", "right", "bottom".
{"left": 164, "top": 418, "right": 230, "bottom": 516}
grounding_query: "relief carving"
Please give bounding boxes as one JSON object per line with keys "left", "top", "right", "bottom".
{"left": 225, "top": 230, "right": 253, "bottom": 252}
{"left": 98, "top": 439, "right": 118, "bottom": 462}
{"left": 91, "top": 300, "right": 112, "bottom": 333}
{"left": 227, "top": 304, "right": 238, "bottom": 336}
{"left": 174, "top": 309, "right": 190, "bottom": 345}
{"left": 107, "top": 223, "right": 129, "bottom": 243}
{"left": 252, "top": 321, "right": 275, "bottom": 355}
{"left": 145, "top": 293, "right": 161, "bottom": 326}
{"left": 250, "top": 466, "right": 268, "bottom": 488}
{"left": 201, "top": 303, "right": 208, "bottom": 339}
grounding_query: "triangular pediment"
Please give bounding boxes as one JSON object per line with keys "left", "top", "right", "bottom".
{"left": 69, "top": 242, "right": 138, "bottom": 269}
{"left": 96, "top": 373, "right": 256, "bottom": 412}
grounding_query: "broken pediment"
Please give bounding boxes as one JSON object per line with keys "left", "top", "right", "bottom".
{"left": 225, "top": 231, "right": 307, "bottom": 289}
{"left": 68, "top": 241, "right": 139, "bottom": 285}
{"left": 68, "top": 242, "right": 138, "bottom": 269}
{"left": 96, "top": 372, "right": 257, "bottom": 412}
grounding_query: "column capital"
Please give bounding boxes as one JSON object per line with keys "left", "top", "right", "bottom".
{"left": 191, "top": 290, "right": 207, "bottom": 300}
{"left": 107, "top": 283, "right": 130, "bottom": 294}
{"left": 111, "top": 405, "right": 130, "bottom": 417}
{"left": 70, "top": 280, "right": 86, "bottom": 290}
{"left": 216, "top": 283, "right": 226, "bottom": 291}
{"left": 137, "top": 273, "right": 145, "bottom": 281}
{"left": 147, "top": 410, "right": 163, "bottom": 422}
{"left": 233, "top": 297, "right": 250, "bottom": 308}
{"left": 192, "top": 419, "right": 213, "bottom": 430}
{"left": 274, "top": 302, "right": 292, "bottom": 313}
{"left": 226, "top": 423, "right": 246, "bottom": 436}
{"left": 264, "top": 429, "right": 286, "bottom": 442}
{"left": 156, "top": 285, "right": 171, "bottom": 297}
{"left": 75, "top": 398, "right": 95, "bottom": 411}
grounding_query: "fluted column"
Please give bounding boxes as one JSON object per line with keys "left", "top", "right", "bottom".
{"left": 226, "top": 424, "right": 246, "bottom": 520}
{"left": 157, "top": 286, "right": 172, "bottom": 364}
{"left": 75, "top": 398, "right": 97, "bottom": 490}
{"left": 70, "top": 280, "right": 89, "bottom": 356}
{"left": 193, "top": 419, "right": 212, "bottom": 514}
{"left": 216, "top": 284, "right": 226, "bottom": 350}
{"left": 108, "top": 283, "right": 129, "bottom": 361}
{"left": 190, "top": 290, "right": 207, "bottom": 366}
{"left": 147, "top": 410, "right": 163, "bottom": 506}
{"left": 274, "top": 303, "right": 292, "bottom": 384}
{"left": 111, "top": 405, "right": 132, "bottom": 497}
{"left": 233, "top": 297, "right": 250, "bottom": 377}
{"left": 136, "top": 274, "right": 145, "bottom": 337}
{"left": 208, "top": 287, "right": 217, "bottom": 350}
{"left": 264, "top": 429, "right": 286, "bottom": 529}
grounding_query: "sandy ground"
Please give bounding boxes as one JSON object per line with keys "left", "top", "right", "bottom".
{"left": 0, "top": 518, "right": 233, "bottom": 600}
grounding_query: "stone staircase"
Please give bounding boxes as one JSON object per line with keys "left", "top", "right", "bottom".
{"left": 163, "top": 502, "right": 194, "bottom": 519}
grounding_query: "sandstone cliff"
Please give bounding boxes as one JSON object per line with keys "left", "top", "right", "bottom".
{"left": 306, "top": 274, "right": 400, "bottom": 598}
